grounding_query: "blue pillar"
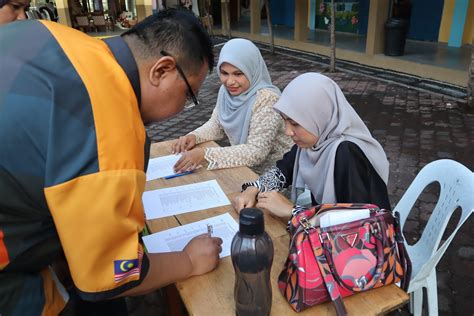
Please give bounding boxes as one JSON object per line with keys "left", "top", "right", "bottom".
{"left": 448, "top": 0, "right": 469, "bottom": 47}
{"left": 309, "top": 0, "right": 316, "bottom": 29}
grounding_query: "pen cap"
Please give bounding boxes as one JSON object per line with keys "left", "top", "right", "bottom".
{"left": 239, "top": 208, "right": 264, "bottom": 236}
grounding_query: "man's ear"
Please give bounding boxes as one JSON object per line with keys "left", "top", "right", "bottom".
{"left": 149, "top": 56, "right": 176, "bottom": 87}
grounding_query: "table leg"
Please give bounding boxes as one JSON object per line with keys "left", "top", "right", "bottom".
{"left": 162, "top": 284, "right": 186, "bottom": 316}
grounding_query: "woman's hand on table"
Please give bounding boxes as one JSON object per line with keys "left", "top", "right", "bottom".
{"left": 257, "top": 191, "right": 293, "bottom": 218}
{"left": 173, "top": 148, "right": 205, "bottom": 173}
{"left": 232, "top": 186, "right": 258, "bottom": 212}
{"left": 184, "top": 234, "right": 223, "bottom": 277}
{"left": 172, "top": 134, "right": 197, "bottom": 154}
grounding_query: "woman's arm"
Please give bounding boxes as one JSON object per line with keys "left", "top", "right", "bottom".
{"left": 275, "top": 144, "right": 297, "bottom": 187}
{"left": 190, "top": 107, "right": 226, "bottom": 144}
{"left": 241, "top": 144, "right": 298, "bottom": 192}
{"left": 204, "top": 90, "right": 281, "bottom": 169}
{"left": 232, "top": 145, "right": 297, "bottom": 211}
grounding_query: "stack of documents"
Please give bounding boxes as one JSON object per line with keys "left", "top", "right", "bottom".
{"left": 146, "top": 154, "right": 182, "bottom": 180}
{"left": 142, "top": 180, "right": 230, "bottom": 219}
{"left": 319, "top": 208, "right": 370, "bottom": 228}
{"left": 142, "top": 213, "right": 238, "bottom": 258}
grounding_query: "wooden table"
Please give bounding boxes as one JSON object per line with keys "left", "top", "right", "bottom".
{"left": 146, "top": 140, "right": 409, "bottom": 316}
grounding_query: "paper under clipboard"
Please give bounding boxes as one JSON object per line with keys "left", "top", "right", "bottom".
{"left": 142, "top": 213, "right": 238, "bottom": 258}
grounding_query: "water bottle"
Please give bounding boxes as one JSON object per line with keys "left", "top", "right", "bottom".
{"left": 231, "top": 208, "right": 274, "bottom": 316}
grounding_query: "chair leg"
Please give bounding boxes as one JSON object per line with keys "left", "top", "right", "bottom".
{"left": 426, "top": 272, "right": 439, "bottom": 316}
{"left": 413, "top": 287, "right": 424, "bottom": 316}
{"left": 409, "top": 292, "right": 414, "bottom": 314}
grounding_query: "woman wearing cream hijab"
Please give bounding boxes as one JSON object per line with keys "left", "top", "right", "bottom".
{"left": 172, "top": 38, "right": 292, "bottom": 174}
{"left": 233, "top": 73, "right": 391, "bottom": 217}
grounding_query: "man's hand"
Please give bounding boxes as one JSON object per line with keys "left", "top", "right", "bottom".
{"left": 232, "top": 186, "right": 259, "bottom": 212}
{"left": 121, "top": 234, "right": 223, "bottom": 297}
{"left": 172, "top": 134, "right": 197, "bottom": 154}
{"left": 183, "top": 234, "right": 223, "bottom": 277}
{"left": 257, "top": 191, "right": 293, "bottom": 218}
{"left": 173, "top": 148, "right": 205, "bottom": 173}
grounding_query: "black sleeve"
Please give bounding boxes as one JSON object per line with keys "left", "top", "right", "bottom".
{"left": 275, "top": 144, "right": 298, "bottom": 188}
{"left": 334, "top": 141, "right": 391, "bottom": 210}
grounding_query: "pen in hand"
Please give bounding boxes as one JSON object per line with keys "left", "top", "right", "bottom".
{"left": 207, "top": 224, "right": 213, "bottom": 237}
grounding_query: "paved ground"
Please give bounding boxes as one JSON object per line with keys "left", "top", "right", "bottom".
{"left": 131, "top": 38, "right": 474, "bottom": 316}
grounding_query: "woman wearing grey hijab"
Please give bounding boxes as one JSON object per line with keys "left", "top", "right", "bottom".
{"left": 172, "top": 38, "right": 292, "bottom": 174}
{"left": 233, "top": 73, "right": 390, "bottom": 217}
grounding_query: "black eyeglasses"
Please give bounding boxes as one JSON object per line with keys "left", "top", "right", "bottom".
{"left": 160, "top": 50, "right": 199, "bottom": 109}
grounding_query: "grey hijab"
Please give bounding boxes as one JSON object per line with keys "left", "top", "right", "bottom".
{"left": 217, "top": 38, "right": 280, "bottom": 144}
{"left": 273, "top": 73, "right": 389, "bottom": 203}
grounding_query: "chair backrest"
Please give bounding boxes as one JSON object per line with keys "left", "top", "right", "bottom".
{"left": 92, "top": 14, "right": 106, "bottom": 26}
{"left": 393, "top": 159, "right": 473, "bottom": 283}
{"left": 38, "top": 6, "right": 54, "bottom": 20}
{"left": 31, "top": 9, "right": 43, "bottom": 19}
{"left": 75, "top": 15, "right": 90, "bottom": 27}
{"left": 26, "top": 10, "right": 35, "bottom": 19}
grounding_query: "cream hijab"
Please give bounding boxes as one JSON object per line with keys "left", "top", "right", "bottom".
{"left": 273, "top": 73, "right": 389, "bottom": 203}
{"left": 217, "top": 39, "right": 280, "bottom": 144}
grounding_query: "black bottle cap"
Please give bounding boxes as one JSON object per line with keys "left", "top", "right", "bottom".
{"left": 239, "top": 208, "right": 264, "bottom": 236}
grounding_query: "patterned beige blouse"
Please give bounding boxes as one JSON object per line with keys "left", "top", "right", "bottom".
{"left": 190, "top": 89, "right": 293, "bottom": 174}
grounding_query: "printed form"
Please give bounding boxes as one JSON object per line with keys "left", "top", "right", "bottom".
{"left": 146, "top": 154, "right": 182, "bottom": 181}
{"left": 142, "top": 213, "right": 239, "bottom": 258}
{"left": 142, "top": 179, "right": 230, "bottom": 219}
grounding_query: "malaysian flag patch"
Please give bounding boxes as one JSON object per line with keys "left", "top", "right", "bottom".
{"left": 114, "top": 258, "right": 140, "bottom": 283}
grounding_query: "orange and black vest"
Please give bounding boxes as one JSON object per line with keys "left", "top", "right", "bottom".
{"left": 0, "top": 20, "right": 149, "bottom": 315}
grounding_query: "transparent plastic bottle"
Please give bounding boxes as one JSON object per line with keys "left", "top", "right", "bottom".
{"left": 231, "top": 208, "right": 274, "bottom": 316}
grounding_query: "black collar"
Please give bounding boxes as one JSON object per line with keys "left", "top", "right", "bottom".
{"left": 103, "top": 36, "right": 141, "bottom": 106}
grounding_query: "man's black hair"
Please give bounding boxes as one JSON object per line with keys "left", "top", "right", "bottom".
{"left": 122, "top": 9, "right": 214, "bottom": 74}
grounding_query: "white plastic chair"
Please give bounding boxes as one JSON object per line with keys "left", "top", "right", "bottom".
{"left": 393, "top": 159, "right": 474, "bottom": 316}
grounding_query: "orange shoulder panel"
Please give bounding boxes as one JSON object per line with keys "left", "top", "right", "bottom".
{"left": 40, "top": 21, "right": 146, "bottom": 172}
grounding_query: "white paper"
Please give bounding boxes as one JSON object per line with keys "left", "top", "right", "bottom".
{"left": 320, "top": 209, "right": 370, "bottom": 228}
{"left": 142, "top": 213, "right": 238, "bottom": 258}
{"left": 143, "top": 179, "right": 230, "bottom": 219}
{"left": 146, "top": 154, "right": 182, "bottom": 181}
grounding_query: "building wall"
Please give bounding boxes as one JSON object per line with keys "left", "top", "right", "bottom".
{"left": 407, "top": 0, "right": 444, "bottom": 42}
{"left": 462, "top": 0, "right": 474, "bottom": 44}
{"left": 439, "top": 0, "right": 455, "bottom": 43}
{"left": 311, "top": 0, "right": 369, "bottom": 34}
{"left": 269, "top": 0, "right": 295, "bottom": 27}
{"left": 439, "top": 0, "right": 474, "bottom": 45}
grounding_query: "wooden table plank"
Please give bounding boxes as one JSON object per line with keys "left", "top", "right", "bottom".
{"left": 146, "top": 140, "right": 287, "bottom": 239}
{"left": 173, "top": 191, "right": 287, "bottom": 241}
{"left": 176, "top": 234, "right": 409, "bottom": 316}
{"left": 146, "top": 215, "right": 180, "bottom": 233}
{"left": 147, "top": 140, "right": 258, "bottom": 193}
{"left": 145, "top": 140, "right": 409, "bottom": 315}
{"left": 145, "top": 165, "right": 257, "bottom": 195}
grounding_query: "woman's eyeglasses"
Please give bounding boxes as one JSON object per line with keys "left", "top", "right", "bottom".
{"left": 160, "top": 50, "right": 199, "bottom": 109}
